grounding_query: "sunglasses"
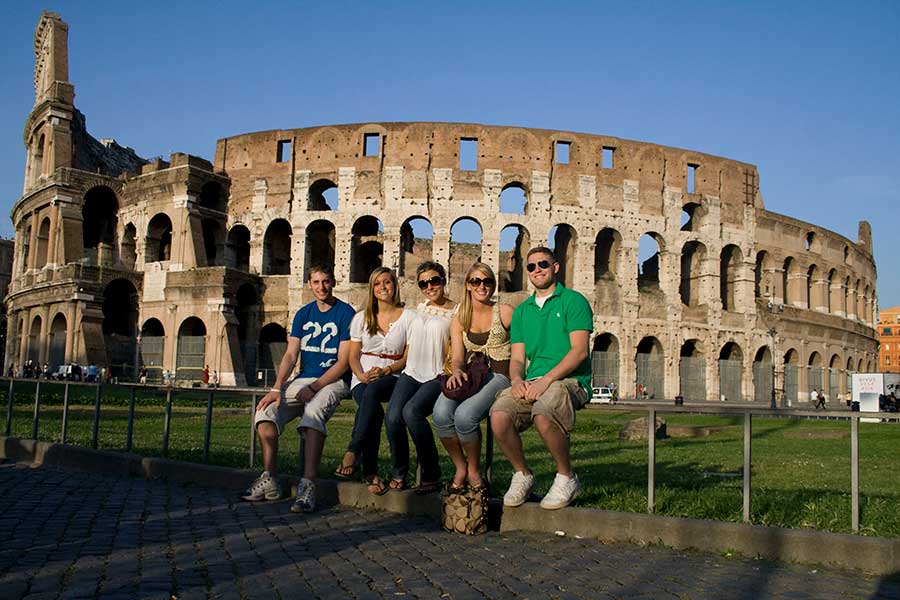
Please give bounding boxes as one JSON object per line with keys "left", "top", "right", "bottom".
{"left": 417, "top": 275, "right": 445, "bottom": 290}
{"left": 467, "top": 277, "right": 495, "bottom": 288}
{"left": 526, "top": 260, "right": 553, "bottom": 272}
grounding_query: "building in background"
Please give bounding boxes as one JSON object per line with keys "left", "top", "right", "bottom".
{"left": 877, "top": 306, "right": 900, "bottom": 374}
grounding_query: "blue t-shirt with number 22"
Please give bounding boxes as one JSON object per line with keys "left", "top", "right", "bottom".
{"left": 290, "top": 299, "right": 355, "bottom": 380}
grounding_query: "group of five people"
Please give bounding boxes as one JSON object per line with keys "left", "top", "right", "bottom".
{"left": 242, "top": 245, "right": 593, "bottom": 514}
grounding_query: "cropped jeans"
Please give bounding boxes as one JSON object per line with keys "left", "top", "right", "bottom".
{"left": 432, "top": 372, "right": 510, "bottom": 442}
{"left": 385, "top": 374, "right": 443, "bottom": 483}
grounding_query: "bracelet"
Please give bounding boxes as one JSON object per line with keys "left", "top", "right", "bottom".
{"left": 271, "top": 387, "right": 281, "bottom": 393}
{"left": 309, "top": 382, "right": 320, "bottom": 393}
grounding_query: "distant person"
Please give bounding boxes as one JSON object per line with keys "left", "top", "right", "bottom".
{"left": 810, "top": 388, "right": 819, "bottom": 406}
{"left": 212, "top": 371, "right": 219, "bottom": 387}
{"left": 139, "top": 366, "right": 148, "bottom": 385}
{"left": 815, "top": 389, "right": 827, "bottom": 409}
{"left": 202, "top": 365, "right": 210, "bottom": 386}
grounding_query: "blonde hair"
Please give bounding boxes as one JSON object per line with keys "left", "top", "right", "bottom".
{"left": 364, "top": 267, "right": 401, "bottom": 335}
{"left": 459, "top": 262, "right": 496, "bottom": 331}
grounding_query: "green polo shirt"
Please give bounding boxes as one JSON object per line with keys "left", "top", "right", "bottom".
{"left": 510, "top": 283, "right": 593, "bottom": 394}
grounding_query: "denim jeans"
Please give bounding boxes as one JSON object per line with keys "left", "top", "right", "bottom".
{"left": 386, "top": 374, "right": 442, "bottom": 482}
{"left": 432, "top": 372, "right": 510, "bottom": 443}
{"left": 349, "top": 376, "right": 399, "bottom": 477}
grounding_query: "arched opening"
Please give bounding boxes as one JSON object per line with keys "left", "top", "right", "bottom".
{"left": 594, "top": 228, "right": 621, "bottom": 282}
{"left": 548, "top": 223, "right": 576, "bottom": 287}
{"left": 826, "top": 269, "right": 836, "bottom": 313}
{"left": 121, "top": 223, "right": 137, "bottom": 270}
{"left": 805, "top": 231, "right": 815, "bottom": 252}
{"left": 22, "top": 224, "right": 31, "bottom": 273}
{"left": 176, "top": 317, "right": 207, "bottom": 382}
{"left": 36, "top": 217, "right": 51, "bottom": 269}
{"left": 846, "top": 356, "right": 855, "bottom": 396}
{"left": 499, "top": 183, "right": 527, "bottom": 214}
{"left": 235, "top": 283, "right": 260, "bottom": 386}
{"left": 679, "top": 340, "right": 706, "bottom": 402}
{"left": 783, "top": 349, "right": 800, "bottom": 406}
{"left": 33, "top": 134, "right": 45, "bottom": 181}
{"left": 400, "top": 217, "right": 433, "bottom": 279}
{"left": 139, "top": 318, "right": 165, "bottom": 383}
{"left": 807, "top": 264, "right": 819, "bottom": 310}
{"left": 350, "top": 216, "right": 384, "bottom": 283}
{"left": 753, "top": 346, "right": 773, "bottom": 403}
{"left": 449, "top": 218, "right": 482, "bottom": 290}
{"left": 263, "top": 219, "right": 292, "bottom": 275}
{"left": 720, "top": 244, "right": 742, "bottom": 311}
{"left": 258, "top": 323, "right": 288, "bottom": 386}
{"left": 637, "top": 233, "right": 662, "bottom": 291}
{"left": 718, "top": 342, "right": 743, "bottom": 401}
{"left": 857, "top": 357, "right": 864, "bottom": 373}
{"left": 103, "top": 279, "right": 139, "bottom": 379}
{"left": 782, "top": 257, "right": 794, "bottom": 305}
{"left": 635, "top": 336, "right": 664, "bottom": 399}
{"left": 309, "top": 179, "right": 338, "bottom": 211}
{"left": 82, "top": 186, "right": 119, "bottom": 263}
{"left": 225, "top": 225, "right": 251, "bottom": 271}
{"left": 28, "top": 315, "right": 42, "bottom": 365}
{"left": 199, "top": 181, "right": 227, "bottom": 212}
{"left": 499, "top": 224, "right": 530, "bottom": 292}
{"left": 680, "top": 202, "right": 704, "bottom": 232}
{"left": 755, "top": 251, "right": 770, "bottom": 298}
{"left": 592, "top": 333, "right": 619, "bottom": 389}
{"left": 680, "top": 241, "right": 707, "bottom": 306}
{"left": 201, "top": 218, "right": 224, "bottom": 267}
{"left": 304, "top": 220, "right": 336, "bottom": 280}
{"left": 48, "top": 314, "right": 67, "bottom": 370}
{"left": 146, "top": 213, "right": 173, "bottom": 262}
{"left": 807, "top": 351, "right": 823, "bottom": 399}
{"left": 843, "top": 276, "right": 851, "bottom": 316}
{"left": 828, "top": 354, "right": 841, "bottom": 401}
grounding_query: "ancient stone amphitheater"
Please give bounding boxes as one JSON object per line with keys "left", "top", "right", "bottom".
{"left": 7, "top": 12, "right": 878, "bottom": 403}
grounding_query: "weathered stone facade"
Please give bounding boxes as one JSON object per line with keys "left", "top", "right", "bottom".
{"left": 6, "top": 12, "right": 878, "bottom": 401}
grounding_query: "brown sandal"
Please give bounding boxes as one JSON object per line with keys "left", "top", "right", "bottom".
{"left": 388, "top": 478, "right": 407, "bottom": 491}
{"left": 334, "top": 452, "right": 358, "bottom": 480}
{"left": 365, "top": 475, "right": 388, "bottom": 496}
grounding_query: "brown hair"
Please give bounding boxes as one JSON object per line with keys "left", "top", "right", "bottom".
{"left": 364, "top": 267, "right": 401, "bottom": 335}
{"left": 458, "top": 262, "right": 496, "bottom": 332}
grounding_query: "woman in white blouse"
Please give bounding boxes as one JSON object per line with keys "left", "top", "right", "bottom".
{"left": 338, "top": 267, "right": 413, "bottom": 494}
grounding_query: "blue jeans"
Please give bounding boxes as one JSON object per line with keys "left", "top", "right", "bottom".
{"left": 432, "top": 373, "right": 510, "bottom": 443}
{"left": 349, "top": 376, "right": 399, "bottom": 477}
{"left": 386, "top": 374, "right": 442, "bottom": 482}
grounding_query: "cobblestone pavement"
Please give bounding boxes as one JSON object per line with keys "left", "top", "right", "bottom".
{"left": 0, "top": 462, "right": 897, "bottom": 600}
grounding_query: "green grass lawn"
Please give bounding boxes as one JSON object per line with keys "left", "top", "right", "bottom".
{"left": 4, "top": 380, "right": 899, "bottom": 537}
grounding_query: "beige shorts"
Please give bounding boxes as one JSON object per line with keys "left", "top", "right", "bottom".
{"left": 490, "top": 378, "right": 588, "bottom": 437}
{"left": 254, "top": 377, "right": 349, "bottom": 436}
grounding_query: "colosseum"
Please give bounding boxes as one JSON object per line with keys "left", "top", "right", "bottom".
{"left": 6, "top": 12, "right": 879, "bottom": 404}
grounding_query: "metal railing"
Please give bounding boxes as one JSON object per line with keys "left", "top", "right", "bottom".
{"left": 2, "top": 376, "right": 896, "bottom": 534}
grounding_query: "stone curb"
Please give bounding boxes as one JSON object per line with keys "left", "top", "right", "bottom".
{"left": 2, "top": 436, "right": 897, "bottom": 575}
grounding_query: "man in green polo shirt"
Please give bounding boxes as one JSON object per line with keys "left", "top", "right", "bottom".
{"left": 490, "top": 246, "right": 593, "bottom": 510}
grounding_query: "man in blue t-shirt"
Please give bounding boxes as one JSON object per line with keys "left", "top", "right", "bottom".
{"left": 242, "top": 264, "right": 355, "bottom": 513}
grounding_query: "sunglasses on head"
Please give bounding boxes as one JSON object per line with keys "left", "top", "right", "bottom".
{"left": 417, "top": 275, "right": 445, "bottom": 290}
{"left": 467, "top": 276, "right": 495, "bottom": 288}
{"left": 526, "top": 259, "right": 553, "bottom": 272}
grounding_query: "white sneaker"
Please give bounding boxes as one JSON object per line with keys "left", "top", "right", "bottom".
{"left": 540, "top": 472, "right": 581, "bottom": 510}
{"left": 241, "top": 471, "right": 281, "bottom": 501}
{"left": 291, "top": 478, "right": 316, "bottom": 513}
{"left": 503, "top": 471, "right": 535, "bottom": 507}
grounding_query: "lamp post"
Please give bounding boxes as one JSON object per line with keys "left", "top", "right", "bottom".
{"left": 768, "top": 327, "right": 777, "bottom": 409}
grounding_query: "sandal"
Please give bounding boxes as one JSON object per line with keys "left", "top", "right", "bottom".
{"left": 334, "top": 452, "right": 358, "bottom": 480}
{"left": 446, "top": 481, "right": 467, "bottom": 494}
{"left": 388, "top": 478, "right": 407, "bottom": 491}
{"left": 365, "top": 475, "right": 388, "bottom": 496}
{"left": 413, "top": 480, "right": 442, "bottom": 495}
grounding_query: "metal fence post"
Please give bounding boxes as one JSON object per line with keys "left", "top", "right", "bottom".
{"left": 851, "top": 414, "right": 859, "bottom": 533}
{"left": 91, "top": 383, "right": 102, "bottom": 449}
{"left": 31, "top": 380, "right": 41, "bottom": 440}
{"left": 125, "top": 386, "right": 136, "bottom": 453}
{"left": 162, "top": 388, "right": 173, "bottom": 457}
{"left": 203, "top": 389, "right": 214, "bottom": 463}
{"left": 249, "top": 394, "right": 257, "bottom": 469}
{"left": 4, "top": 379, "right": 14, "bottom": 437}
{"left": 743, "top": 411, "right": 752, "bottom": 523}
{"left": 648, "top": 408, "right": 656, "bottom": 513}
{"left": 61, "top": 383, "right": 70, "bottom": 444}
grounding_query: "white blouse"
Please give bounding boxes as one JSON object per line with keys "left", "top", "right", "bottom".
{"left": 403, "top": 301, "right": 457, "bottom": 383}
{"left": 349, "top": 308, "right": 415, "bottom": 389}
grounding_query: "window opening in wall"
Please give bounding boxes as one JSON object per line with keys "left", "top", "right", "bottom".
{"left": 602, "top": 146, "right": 615, "bottom": 169}
{"left": 201, "top": 219, "right": 224, "bottom": 267}
{"left": 547, "top": 224, "right": 576, "bottom": 287}
{"left": 805, "top": 231, "right": 815, "bottom": 251}
{"left": 720, "top": 245, "right": 742, "bottom": 311}
{"left": 199, "top": 182, "right": 227, "bottom": 212}
{"left": 459, "top": 138, "right": 478, "bottom": 171}
{"left": 350, "top": 216, "right": 384, "bottom": 283}
{"left": 234, "top": 284, "right": 260, "bottom": 385}
{"left": 594, "top": 228, "right": 621, "bottom": 283}
{"left": 309, "top": 179, "right": 338, "bottom": 211}
{"left": 680, "top": 339, "right": 707, "bottom": 402}
{"left": 680, "top": 241, "right": 707, "bottom": 307}
{"left": 449, "top": 218, "right": 482, "bottom": 291}
{"left": 363, "top": 133, "right": 380, "bottom": 157}
{"left": 844, "top": 245, "right": 850, "bottom": 262}
{"left": 226, "top": 225, "right": 251, "bottom": 271}
{"left": 687, "top": 164, "right": 698, "bottom": 194}
{"left": 400, "top": 217, "right": 433, "bottom": 278}
{"left": 146, "top": 213, "right": 173, "bottom": 262}
{"left": 304, "top": 220, "right": 336, "bottom": 280}
{"left": 499, "top": 224, "right": 530, "bottom": 292}
{"left": 276, "top": 140, "right": 291, "bottom": 163}
{"left": 637, "top": 234, "right": 661, "bottom": 291}
{"left": 499, "top": 184, "right": 527, "bottom": 214}
{"left": 263, "top": 219, "right": 292, "bottom": 275}
{"left": 555, "top": 141, "right": 570, "bottom": 165}
{"left": 102, "top": 278, "right": 139, "bottom": 379}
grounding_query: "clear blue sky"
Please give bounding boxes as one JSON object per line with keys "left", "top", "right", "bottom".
{"left": 2, "top": 1, "right": 899, "bottom": 307}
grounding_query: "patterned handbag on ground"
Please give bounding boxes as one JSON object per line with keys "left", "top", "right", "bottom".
{"left": 441, "top": 484, "right": 488, "bottom": 535}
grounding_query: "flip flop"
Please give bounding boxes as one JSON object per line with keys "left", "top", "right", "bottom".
{"left": 365, "top": 475, "right": 388, "bottom": 496}
{"left": 334, "top": 453, "right": 358, "bottom": 480}
{"left": 388, "top": 478, "right": 407, "bottom": 491}
{"left": 413, "top": 480, "right": 442, "bottom": 495}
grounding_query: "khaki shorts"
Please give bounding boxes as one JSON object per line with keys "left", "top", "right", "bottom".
{"left": 254, "top": 377, "right": 349, "bottom": 436}
{"left": 490, "top": 378, "right": 587, "bottom": 437}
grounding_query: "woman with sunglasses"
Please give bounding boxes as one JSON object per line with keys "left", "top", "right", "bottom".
{"left": 341, "top": 267, "right": 414, "bottom": 495}
{"left": 384, "top": 261, "right": 457, "bottom": 493}
{"left": 433, "top": 263, "right": 512, "bottom": 490}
